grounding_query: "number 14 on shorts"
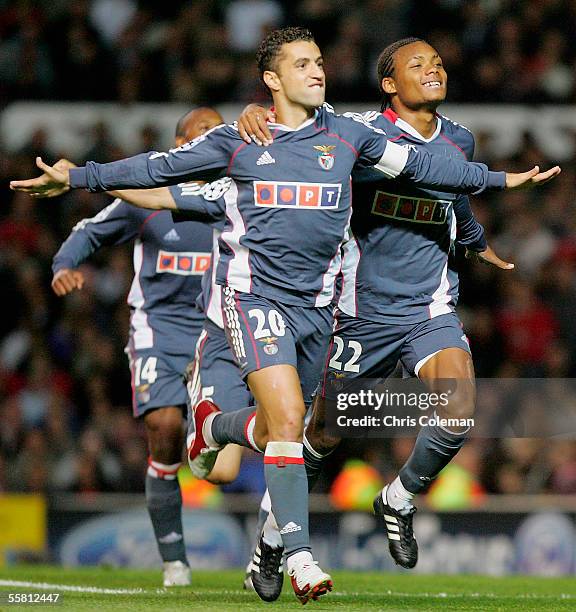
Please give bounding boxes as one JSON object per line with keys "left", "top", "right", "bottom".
{"left": 134, "top": 356, "right": 158, "bottom": 385}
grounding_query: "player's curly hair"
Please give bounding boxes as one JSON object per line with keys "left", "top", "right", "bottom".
{"left": 377, "top": 37, "right": 424, "bottom": 110}
{"left": 256, "top": 26, "right": 315, "bottom": 79}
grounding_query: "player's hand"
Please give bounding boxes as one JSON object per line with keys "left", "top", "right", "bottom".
{"left": 505, "top": 165, "right": 561, "bottom": 190}
{"left": 465, "top": 245, "right": 514, "bottom": 270}
{"left": 9, "top": 156, "right": 71, "bottom": 198}
{"left": 238, "top": 104, "right": 274, "bottom": 146}
{"left": 51, "top": 268, "right": 85, "bottom": 296}
{"left": 53, "top": 158, "right": 77, "bottom": 172}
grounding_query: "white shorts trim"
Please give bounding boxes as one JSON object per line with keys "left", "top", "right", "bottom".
{"left": 414, "top": 350, "right": 442, "bottom": 377}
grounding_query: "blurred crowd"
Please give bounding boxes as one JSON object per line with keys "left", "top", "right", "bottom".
{"left": 1, "top": 0, "right": 576, "bottom": 503}
{"left": 1, "top": 0, "right": 576, "bottom": 107}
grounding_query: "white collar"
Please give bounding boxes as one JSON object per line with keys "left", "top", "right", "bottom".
{"left": 395, "top": 115, "right": 442, "bottom": 143}
{"left": 268, "top": 109, "right": 318, "bottom": 132}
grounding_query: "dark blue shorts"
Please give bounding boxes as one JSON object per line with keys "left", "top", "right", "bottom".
{"left": 187, "top": 317, "right": 253, "bottom": 413}
{"left": 321, "top": 311, "right": 471, "bottom": 397}
{"left": 125, "top": 342, "right": 195, "bottom": 418}
{"left": 221, "top": 288, "right": 333, "bottom": 406}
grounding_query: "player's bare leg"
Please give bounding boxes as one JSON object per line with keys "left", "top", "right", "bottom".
{"left": 189, "top": 365, "right": 332, "bottom": 602}
{"left": 247, "top": 365, "right": 332, "bottom": 603}
{"left": 144, "top": 406, "right": 191, "bottom": 586}
{"left": 249, "top": 391, "right": 341, "bottom": 600}
{"left": 205, "top": 444, "right": 244, "bottom": 484}
{"left": 376, "top": 347, "right": 475, "bottom": 569}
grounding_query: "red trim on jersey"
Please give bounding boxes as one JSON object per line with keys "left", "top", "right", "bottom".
{"left": 196, "top": 328, "right": 209, "bottom": 368}
{"left": 353, "top": 235, "right": 362, "bottom": 316}
{"left": 139, "top": 210, "right": 162, "bottom": 235}
{"left": 226, "top": 141, "right": 249, "bottom": 175}
{"left": 382, "top": 108, "right": 398, "bottom": 122}
{"left": 314, "top": 124, "right": 359, "bottom": 157}
{"left": 320, "top": 310, "right": 340, "bottom": 398}
{"left": 234, "top": 294, "right": 261, "bottom": 370}
{"left": 127, "top": 338, "right": 138, "bottom": 417}
{"left": 264, "top": 456, "right": 305, "bottom": 466}
{"left": 204, "top": 251, "right": 216, "bottom": 320}
{"left": 440, "top": 133, "right": 467, "bottom": 160}
{"left": 387, "top": 133, "right": 412, "bottom": 142}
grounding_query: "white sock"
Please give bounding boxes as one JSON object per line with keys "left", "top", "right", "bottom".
{"left": 203, "top": 412, "right": 220, "bottom": 448}
{"left": 384, "top": 477, "right": 415, "bottom": 511}
{"left": 287, "top": 550, "right": 313, "bottom": 573}
{"left": 262, "top": 510, "right": 283, "bottom": 548}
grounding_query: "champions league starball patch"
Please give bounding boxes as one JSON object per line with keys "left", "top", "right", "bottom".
{"left": 313, "top": 145, "right": 336, "bottom": 170}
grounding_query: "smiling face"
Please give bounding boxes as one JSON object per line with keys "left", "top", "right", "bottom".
{"left": 382, "top": 41, "right": 447, "bottom": 112}
{"left": 263, "top": 40, "right": 326, "bottom": 111}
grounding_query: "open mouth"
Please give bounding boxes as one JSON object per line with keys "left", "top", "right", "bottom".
{"left": 423, "top": 81, "right": 442, "bottom": 89}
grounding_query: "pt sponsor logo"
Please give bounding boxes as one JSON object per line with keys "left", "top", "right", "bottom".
{"left": 371, "top": 191, "right": 450, "bottom": 224}
{"left": 254, "top": 181, "right": 341, "bottom": 209}
{"left": 156, "top": 250, "right": 211, "bottom": 275}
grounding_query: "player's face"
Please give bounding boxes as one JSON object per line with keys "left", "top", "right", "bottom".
{"left": 177, "top": 109, "right": 224, "bottom": 145}
{"left": 384, "top": 42, "right": 447, "bottom": 110}
{"left": 271, "top": 40, "right": 325, "bottom": 109}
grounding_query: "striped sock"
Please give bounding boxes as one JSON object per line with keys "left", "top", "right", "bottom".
{"left": 210, "top": 406, "right": 262, "bottom": 452}
{"left": 145, "top": 460, "right": 187, "bottom": 564}
{"left": 264, "top": 441, "right": 310, "bottom": 558}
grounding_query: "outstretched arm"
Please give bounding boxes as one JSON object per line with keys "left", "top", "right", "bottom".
{"left": 10, "top": 157, "right": 72, "bottom": 198}
{"left": 465, "top": 245, "right": 514, "bottom": 270}
{"left": 107, "top": 187, "right": 177, "bottom": 210}
{"left": 453, "top": 195, "right": 513, "bottom": 270}
{"left": 11, "top": 124, "right": 234, "bottom": 195}
{"left": 15, "top": 157, "right": 180, "bottom": 210}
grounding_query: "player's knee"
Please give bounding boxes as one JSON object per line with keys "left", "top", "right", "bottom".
{"left": 145, "top": 408, "right": 185, "bottom": 463}
{"left": 441, "top": 384, "right": 475, "bottom": 421}
{"left": 268, "top": 414, "right": 304, "bottom": 442}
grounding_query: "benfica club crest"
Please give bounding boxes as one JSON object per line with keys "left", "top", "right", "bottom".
{"left": 313, "top": 145, "right": 336, "bottom": 170}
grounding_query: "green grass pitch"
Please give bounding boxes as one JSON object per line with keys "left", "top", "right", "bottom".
{"left": 0, "top": 565, "right": 574, "bottom": 611}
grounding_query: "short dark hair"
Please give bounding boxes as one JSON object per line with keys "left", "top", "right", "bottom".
{"left": 376, "top": 37, "right": 424, "bottom": 109}
{"left": 174, "top": 112, "right": 189, "bottom": 139}
{"left": 256, "top": 26, "right": 315, "bottom": 79}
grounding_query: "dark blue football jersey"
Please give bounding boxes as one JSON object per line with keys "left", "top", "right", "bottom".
{"left": 52, "top": 193, "right": 218, "bottom": 352}
{"left": 70, "top": 104, "right": 505, "bottom": 307}
{"left": 168, "top": 179, "right": 228, "bottom": 329}
{"left": 340, "top": 108, "right": 488, "bottom": 324}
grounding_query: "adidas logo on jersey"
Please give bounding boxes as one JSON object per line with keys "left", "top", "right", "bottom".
{"left": 256, "top": 151, "right": 276, "bottom": 165}
{"left": 280, "top": 522, "right": 302, "bottom": 534}
{"left": 163, "top": 229, "right": 181, "bottom": 242}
